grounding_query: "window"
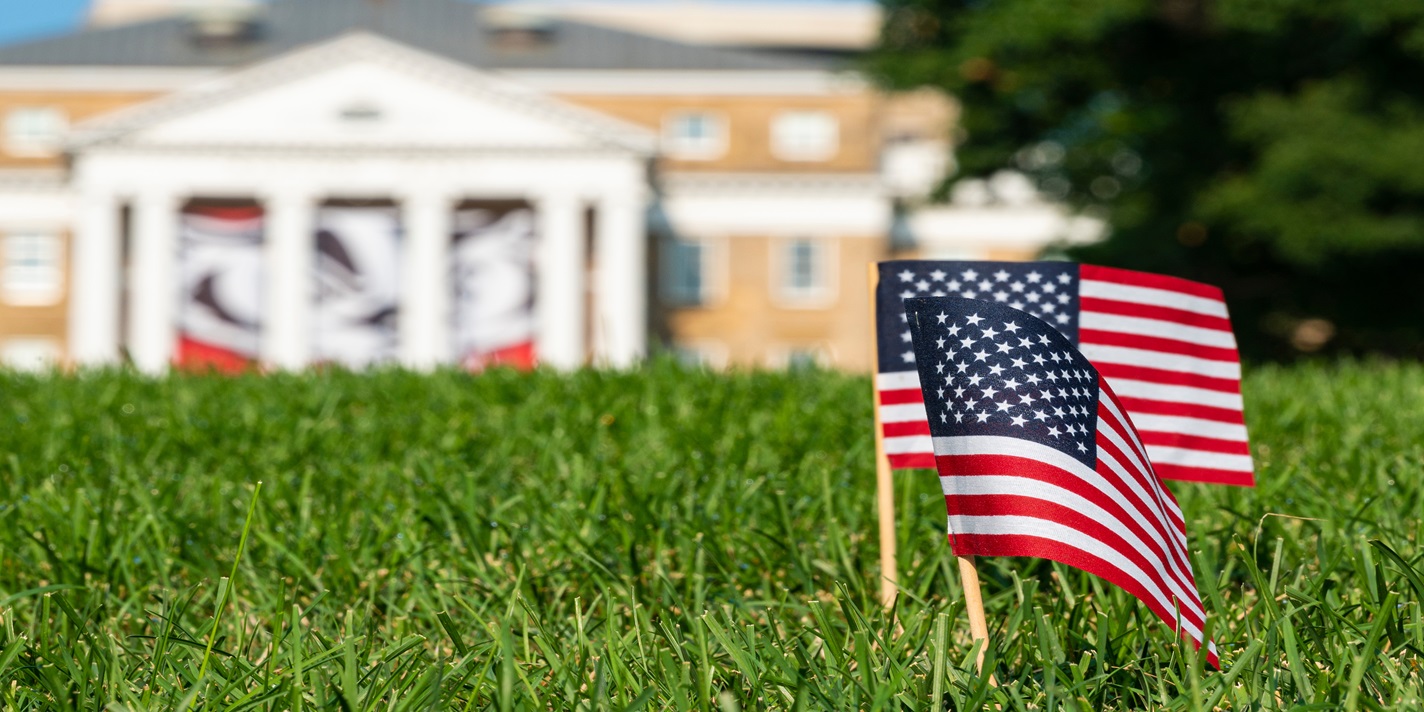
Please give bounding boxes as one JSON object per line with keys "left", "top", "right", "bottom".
{"left": 661, "top": 238, "right": 707, "bottom": 306}
{"left": 663, "top": 111, "right": 727, "bottom": 160}
{"left": 4, "top": 233, "right": 63, "bottom": 305}
{"left": 774, "top": 238, "right": 836, "bottom": 307}
{"left": 672, "top": 341, "right": 727, "bottom": 369}
{"left": 771, "top": 111, "right": 838, "bottom": 161}
{"left": 1, "top": 337, "right": 60, "bottom": 371}
{"left": 4, "top": 107, "right": 66, "bottom": 156}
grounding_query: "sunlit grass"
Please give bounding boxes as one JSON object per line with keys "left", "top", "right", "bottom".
{"left": 0, "top": 359, "right": 1419, "bottom": 709}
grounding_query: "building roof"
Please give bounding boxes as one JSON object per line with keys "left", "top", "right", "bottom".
{"left": 0, "top": 0, "right": 838, "bottom": 72}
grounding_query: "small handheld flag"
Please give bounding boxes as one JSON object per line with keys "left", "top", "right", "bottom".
{"left": 875, "top": 260, "right": 1252, "bottom": 487}
{"left": 904, "top": 295, "right": 1219, "bottom": 667}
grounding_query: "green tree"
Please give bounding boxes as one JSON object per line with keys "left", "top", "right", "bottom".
{"left": 869, "top": 0, "right": 1424, "bottom": 358}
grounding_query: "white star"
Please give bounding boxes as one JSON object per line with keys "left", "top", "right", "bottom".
{"left": 936, "top": 361, "right": 946, "bottom": 374}
{"left": 972, "top": 349, "right": 990, "bottom": 362}
{"left": 940, "top": 411, "right": 948, "bottom": 423}
{"left": 956, "top": 362, "right": 970, "bottom": 373}
{"left": 1010, "top": 281, "right": 1025, "bottom": 293}
{"left": 936, "top": 337, "right": 946, "bottom": 348}
{"left": 1010, "top": 414, "right": 1027, "bottom": 427}
{"left": 959, "top": 337, "right": 975, "bottom": 349}
{"left": 996, "top": 342, "right": 1012, "bottom": 354}
{"left": 1003, "top": 377, "right": 1020, "bottom": 390}
{"left": 1003, "top": 322, "right": 1021, "bottom": 334}
{"left": 965, "top": 313, "right": 984, "bottom": 326}
{"left": 988, "top": 364, "right": 1005, "bottom": 376}
{"left": 1038, "top": 334, "right": 1052, "bottom": 345}
{"left": 1076, "top": 442, "right": 1088, "bottom": 453}
{"left": 1057, "top": 294, "right": 1071, "bottom": 304}
{"left": 1027, "top": 271, "right": 1042, "bottom": 283}
{"left": 1032, "top": 410, "right": 1048, "bottom": 422}
{"left": 1010, "top": 300, "right": 1025, "bottom": 310}
{"left": 1052, "top": 407, "right": 1065, "bottom": 418}
{"left": 898, "top": 270, "right": 915, "bottom": 282}
{"left": 946, "top": 324, "right": 962, "bottom": 336}
{"left": 993, "top": 269, "right": 1011, "bottom": 282}
{"left": 1026, "top": 293, "right": 1041, "bottom": 303}
{"left": 993, "top": 291, "right": 1009, "bottom": 302}
{"left": 901, "top": 330, "right": 912, "bottom": 342}
{"left": 976, "top": 412, "right": 991, "bottom": 423}
{"left": 1043, "top": 283, "right": 1057, "bottom": 294}
{"left": 981, "top": 326, "right": 999, "bottom": 340}
{"left": 1018, "top": 337, "right": 1034, "bottom": 349}
{"left": 981, "top": 385, "right": 999, "bottom": 399}
{"left": 1058, "top": 273, "right": 1072, "bottom": 284}
{"left": 901, "top": 351, "right": 915, "bottom": 363}
{"left": 962, "top": 269, "right": 979, "bottom": 281}
{"left": 900, "top": 290, "right": 915, "bottom": 299}
{"left": 954, "top": 411, "right": 966, "bottom": 423}
{"left": 978, "top": 279, "right": 992, "bottom": 291}
{"left": 995, "top": 401, "right": 1013, "bottom": 413}
{"left": 935, "top": 311, "right": 949, "bottom": 325}
{"left": 1025, "top": 373, "right": 1041, "bottom": 385}
{"left": 961, "top": 290, "right": 978, "bottom": 300}
{"left": 953, "top": 386, "right": 967, "bottom": 399}
{"left": 947, "top": 279, "right": 962, "bottom": 291}
{"left": 1019, "top": 391, "right": 1036, "bottom": 406}
{"left": 930, "top": 269, "right": 947, "bottom": 281}
{"left": 1032, "top": 354, "right": 1046, "bottom": 365}
{"left": 966, "top": 374, "right": 983, "bottom": 386}
{"left": 1010, "top": 358, "right": 1027, "bottom": 369}
{"left": 1046, "top": 426, "right": 1061, "bottom": 438}
{"left": 932, "top": 290, "right": 947, "bottom": 297}
{"left": 916, "top": 279, "right": 931, "bottom": 292}
{"left": 1041, "top": 303, "right": 1057, "bottom": 313}
{"left": 1056, "top": 314, "right": 1071, "bottom": 325}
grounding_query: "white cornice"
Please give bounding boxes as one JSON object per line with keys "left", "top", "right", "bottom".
{"left": 0, "top": 67, "right": 217, "bottom": 92}
{"left": 506, "top": 70, "right": 867, "bottom": 96}
{"left": 659, "top": 171, "right": 887, "bottom": 196}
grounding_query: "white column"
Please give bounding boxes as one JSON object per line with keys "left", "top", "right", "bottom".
{"left": 534, "top": 191, "right": 585, "bottom": 369}
{"left": 593, "top": 191, "right": 647, "bottom": 368}
{"left": 261, "top": 191, "right": 313, "bottom": 370}
{"left": 399, "top": 191, "right": 452, "bottom": 369}
{"left": 68, "top": 191, "right": 122, "bottom": 366}
{"left": 127, "top": 191, "right": 180, "bottom": 374}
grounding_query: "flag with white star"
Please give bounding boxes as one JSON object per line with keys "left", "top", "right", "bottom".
{"left": 904, "top": 295, "right": 1219, "bottom": 668}
{"left": 873, "top": 260, "right": 1252, "bottom": 487}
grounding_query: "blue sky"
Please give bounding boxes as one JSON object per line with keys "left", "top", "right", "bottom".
{"left": 0, "top": 0, "right": 91, "bottom": 47}
{"left": 0, "top": 0, "right": 873, "bottom": 49}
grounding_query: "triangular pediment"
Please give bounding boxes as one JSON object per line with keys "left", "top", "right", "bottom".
{"left": 73, "top": 32, "right": 655, "bottom": 154}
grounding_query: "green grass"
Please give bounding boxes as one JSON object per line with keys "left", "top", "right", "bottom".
{"left": 0, "top": 359, "right": 1419, "bottom": 709}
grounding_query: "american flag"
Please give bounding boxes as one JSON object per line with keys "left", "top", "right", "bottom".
{"left": 904, "top": 296, "right": 1219, "bottom": 667}
{"left": 874, "top": 260, "right": 1253, "bottom": 487}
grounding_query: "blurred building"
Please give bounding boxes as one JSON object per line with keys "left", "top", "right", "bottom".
{"left": 0, "top": 0, "right": 1096, "bottom": 372}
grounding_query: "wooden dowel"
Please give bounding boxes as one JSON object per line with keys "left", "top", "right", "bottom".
{"left": 868, "top": 262, "right": 898, "bottom": 608}
{"left": 957, "top": 554, "right": 991, "bottom": 673}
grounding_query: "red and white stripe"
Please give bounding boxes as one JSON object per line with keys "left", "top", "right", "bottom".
{"left": 935, "top": 378, "right": 1218, "bottom": 666}
{"left": 1078, "top": 265, "right": 1252, "bottom": 486}
{"left": 877, "top": 370, "right": 935, "bottom": 469}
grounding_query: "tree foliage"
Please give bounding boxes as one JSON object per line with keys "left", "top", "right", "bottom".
{"left": 868, "top": 0, "right": 1424, "bottom": 358}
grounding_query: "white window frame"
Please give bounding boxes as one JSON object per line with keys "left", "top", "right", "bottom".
{"left": 3, "top": 232, "right": 64, "bottom": 306}
{"left": 662, "top": 111, "right": 728, "bottom": 161}
{"left": 766, "top": 343, "right": 835, "bottom": 370}
{"left": 0, "top": 336, "right": 61, "bottom": 372}
{"left": 660, "top": 235, "right": 726, "bottom": 308}
{"left": 671, "top": 339, "right": 729, "bottom": 370}
{"left": 770, "top": 110, "right": 839, "bottom": 162}
{"left": 4, "top": 107, "right": 67, "bottom": 157}
{"left": 771, "top": 236, "right": 837, "bottom": 308}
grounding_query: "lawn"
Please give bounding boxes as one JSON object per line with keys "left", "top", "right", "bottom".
{"left": 0, "top": 360, "right": 1419, "bottom": 709}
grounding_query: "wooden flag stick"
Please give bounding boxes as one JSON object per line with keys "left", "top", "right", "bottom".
{"left": 868, "top": 262, "right": 898, "bottom": 608}
{"left": 957, "top": 554, "right": 991, "bottom": 672}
